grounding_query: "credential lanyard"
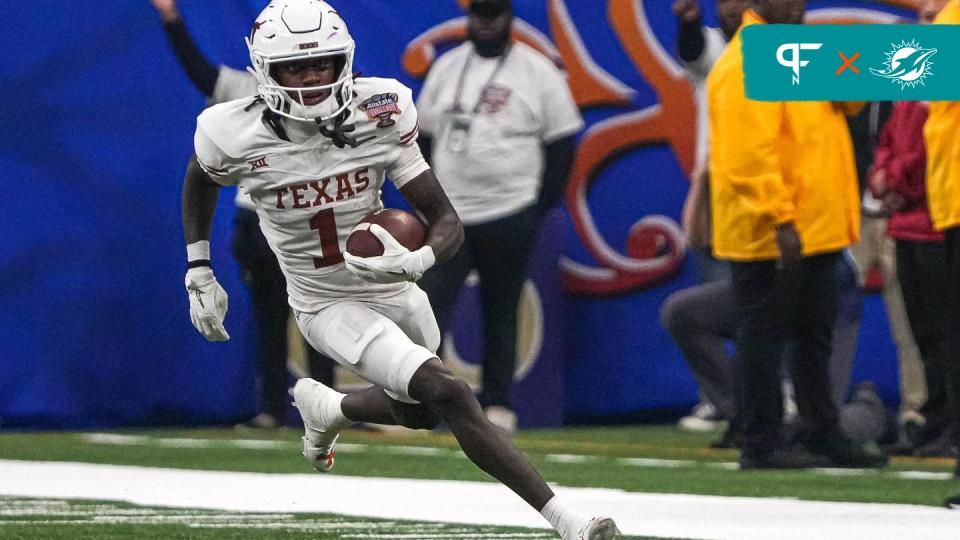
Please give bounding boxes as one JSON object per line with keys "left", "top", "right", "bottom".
{"left": 450, "top": 45, "right": 512, "bottom": 115}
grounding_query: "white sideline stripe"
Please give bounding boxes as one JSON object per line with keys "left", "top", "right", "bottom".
{"left": 82, "top": 433, "right": 955, "bottom": 481}
{"left": 617, "top": 457, "right": 697, "bottom": 468}
{"left": 896, "top": 471, "right": 954, "bottom": 481}
{"left": 83, "top": 433, "right": 292, "bottom": 450}
{"left": 815, "top": 467, "right": 877, "bottom": 477}
{"left": 545, "top": 454, "right": 602, "bottom": 464}
{"left": 705, "top": 462, "right": 740, "bottom": 470}
{"left": 382, "top": 445, "right": 455, "bottom": 457}
{"left": 83, "top": 434, "right": 459, "bottom": 458}
{"left": 1, "top": 460, "right": 959, "bottom": 540}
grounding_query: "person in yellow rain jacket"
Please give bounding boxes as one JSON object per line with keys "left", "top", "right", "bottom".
{"left": 706, "top": 0, "right": 887, "bottom": 470}
{"left": 923, "top": 0, "right": 960, "bottom": 483}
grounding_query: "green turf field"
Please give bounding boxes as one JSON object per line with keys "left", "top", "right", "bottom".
{"left": 0, "top": 425, "right": 957, "bottom": 539}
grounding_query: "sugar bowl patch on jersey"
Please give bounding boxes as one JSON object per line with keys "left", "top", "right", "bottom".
{"left": 352, "top": 78, "right": 419, "bottom": 147}
{"left": 359, "top": 93, "right": 401, "bottom": 128}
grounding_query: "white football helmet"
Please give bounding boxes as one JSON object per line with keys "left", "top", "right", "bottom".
{"left": 246, "top": 0, "right": 355, "bottom": 122}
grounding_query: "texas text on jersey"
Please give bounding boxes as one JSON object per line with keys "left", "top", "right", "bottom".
{"left": 194, "top": 76, "right": 428, "bottom": 313}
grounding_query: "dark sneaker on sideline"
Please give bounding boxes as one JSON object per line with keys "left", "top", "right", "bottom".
{"left": 710, "top": 426, "right": 743, "bottom": 449}
{"left": 740, "top": 445, "right": 832, "bottom": 470}
{"left": 806, "top": 437, "right": 888, "bottom": 468}
{"left": 913, "top": 434, "right": 959, "bottom": 458}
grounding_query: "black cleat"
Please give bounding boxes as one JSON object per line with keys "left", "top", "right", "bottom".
{"left": 804, "top": 437, "right": 889, "bottom": 469}
{"left": 740, "top": 445, "right": 832, "bottom": 470}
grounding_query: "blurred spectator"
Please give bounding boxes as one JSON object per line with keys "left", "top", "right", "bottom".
{"left": 707, "top": 0, "right": 886, "bottom": 469}
{"left": 870, "top": 99, "right": 950, "bottom": 456}
{"left": 415, "top": 0, "right": 583, "bottom": 434}
{"left": 667, "top": 0, "right": 746, "bottom": 433}
{"left": 663, "top": 238, "right": 889, "bottom": 449}
{"left": 151, "top": 0, "right": 336, "bottom": 428}
{"left": 922, "top": 0, "right": 960, "bottom": 479}
{"left": 664, "top": 0, "right": 887, "bottom": 451}
{"left": 847, "top": 100, "right": 929, "bottom": 451}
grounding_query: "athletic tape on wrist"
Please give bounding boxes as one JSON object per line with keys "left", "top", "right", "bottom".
{"left": 418, "top": 246, "right": 436, "bottom": 270}
{"left": 187, "top": 240, "right": 211, "bottom": 261}
{"left": 187, "top": 241, "right": 212, "bottom": 269}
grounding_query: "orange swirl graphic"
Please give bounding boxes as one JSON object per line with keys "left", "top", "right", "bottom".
{"left": 402, "top": 1, "right": 903, "bottom": 297}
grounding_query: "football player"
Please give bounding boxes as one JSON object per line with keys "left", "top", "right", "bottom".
{"left": 179, "top": 1, "right": 618, "bottom": 538}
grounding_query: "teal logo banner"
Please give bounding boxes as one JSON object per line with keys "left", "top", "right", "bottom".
{"left": 743, "top": 24, "right": 960, "bottom": 100}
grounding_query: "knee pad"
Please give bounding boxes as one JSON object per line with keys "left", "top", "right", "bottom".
{"left": 380, "top": 346, "right": 437, "bottom": 404}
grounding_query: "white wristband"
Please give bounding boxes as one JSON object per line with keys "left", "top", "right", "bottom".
{"left": 187, "top": 240, "right": 211, "bottom": 262}
{"left": 417, "top": 245, "right": 436, "bottom": 271}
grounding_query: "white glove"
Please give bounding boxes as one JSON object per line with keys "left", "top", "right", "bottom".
{"left": 185, "top": 266, "right": 230, "bottom": 342}
{"left": 344, "top": 224, "right": 436, "bottom": 284}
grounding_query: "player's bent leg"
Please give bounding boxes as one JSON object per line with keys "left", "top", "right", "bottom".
{"left": 389, "top": 399, "right": 442, "bottom": 430}
{"left": 295, "top": 301, "right": 442, "bottom": 431}
{"left": 339, "top": 386, "right": 407, "bottom": 425}
{"left": 406, "top": 361, "right": 619, "bottom": 538}
{"left": 298, "top": 302, "right": 435, "bottom": 402}
{"left": 335, "top": 385, "right": 440, "bottom": 430}
{"left": 407, "top": 359, "right": 554, "bottom": 509}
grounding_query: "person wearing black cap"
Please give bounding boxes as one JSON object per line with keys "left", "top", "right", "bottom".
{"left": 416, "top": 0, "right": 584, "bottom": 438}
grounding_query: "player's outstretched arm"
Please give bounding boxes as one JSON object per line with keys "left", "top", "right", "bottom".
{"left": 399, "top": 169, "right": 464, "bottom": 265}
{"left": 181, "top": 157, "right": 230, "bottom": 342}
{"left": 151, "top": 0, "right": 221, "bottom": 98}
{"left": 182, "top": 157, "right": 220, "bottom": 245}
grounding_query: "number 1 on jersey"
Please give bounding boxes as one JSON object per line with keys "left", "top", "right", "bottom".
{"left": 309, "top": 209, "right": 344, "bottom": 268}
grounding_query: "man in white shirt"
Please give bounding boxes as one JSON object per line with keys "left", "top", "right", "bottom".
{"left": 180, "top": 1, "right": 617, "bottom": 538}
{"left": 416, "top": 0, "right": 583, "bottom": 434}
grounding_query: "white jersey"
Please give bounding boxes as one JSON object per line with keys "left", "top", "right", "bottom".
{"left": 417, "top": 42, "right": 583, "bottom": 225}
{"left": 208, "top": 66, "right": 262, "bottom": 211}
{"left": 195, "top": 77, "right": 429, "bottom": 313}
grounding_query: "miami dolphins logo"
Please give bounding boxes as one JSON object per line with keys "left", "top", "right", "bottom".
{"left": 870, "top": 39, "right": 937, "bottom": 89}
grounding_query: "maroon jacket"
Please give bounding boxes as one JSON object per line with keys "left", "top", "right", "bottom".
{"left": 872, "top": 101, "right": 943, "bottom": 242}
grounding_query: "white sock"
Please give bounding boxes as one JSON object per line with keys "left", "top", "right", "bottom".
{"left": 320, "top": 389, "right": 350, "bottom": 429}
{"left": 540, "top": 496, "right": 586, "bottom": 539}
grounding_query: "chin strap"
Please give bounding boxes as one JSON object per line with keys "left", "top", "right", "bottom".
{"left": 318, "top": 115, "right": 362, "bottom": 148}
{"left": 255, "top": 91, "right": 369, "bottom": 148}
{"left": 316, "top": 92, "right": 373, "bottom": 149}
{"left": 264, "top": 110, "right": 290, "bottom": 142}
{"left": 249, "top": 97, "right": 291, "bottom": 142}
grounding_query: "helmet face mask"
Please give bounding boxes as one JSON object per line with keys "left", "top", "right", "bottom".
{"left": 246, "top": 0, "right": 356, "bottom": 123}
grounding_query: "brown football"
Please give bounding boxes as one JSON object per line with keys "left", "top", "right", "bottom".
{"left": 346, "top": 209, "right": 427, "bottom": 257}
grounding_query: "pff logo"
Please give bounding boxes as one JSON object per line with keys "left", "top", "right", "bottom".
{"left": 870, "top": 40, "right": 938, "bottom": 89}
{"left": 777, "top": 43, "right": 823, "bottom": 85}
